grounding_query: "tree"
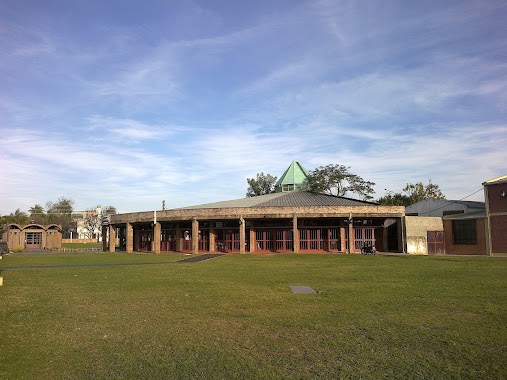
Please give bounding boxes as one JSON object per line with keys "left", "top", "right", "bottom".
{"left": 0, "top": 215, "right": 6, "bottom": 238}
{"left": 5, "top": 209, "right": 30, "bottom": 225}
{"left": 28, "top": 204, "right": 46, "bottom": 224}
{"left": 307, "top": 164, "right": 376, "bottom": 201}
{"left": 83, "top": 208, "right": 102, "bottom": 242}
{"left": 246, "top": 172, "right": 278, "bottom": 197}
{"left": 377, "top": 181, "right": 446, "bottom": 206}
{"left": 376, "top": 193, "right": 412, "bottom": 207}
{"left": 46, "top": 197, "right": 75, "bottom": 237}
{"left": 403, "top": 181, "right": 445, "bottom": 203}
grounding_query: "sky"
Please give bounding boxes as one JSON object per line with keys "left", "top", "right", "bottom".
{"left": 1, "top": 0, "right": 506, "bottom": 215}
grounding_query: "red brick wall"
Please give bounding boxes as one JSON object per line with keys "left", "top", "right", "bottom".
{"left": 490, "top": 215, "right": 507, "bottom": 254}
{"left": 486, "top": 182, "right": 507, "bottom": 255}
{"left": 487, "top": 182, "right": 507, "bottom": 213}
{"left": 443, "top": 218, "right": 487, "bottom": 255}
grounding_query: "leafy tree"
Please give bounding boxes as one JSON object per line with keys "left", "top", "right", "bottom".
{"left": 246, "top": 172, "right": 278, "bottom": 197}
{"left": 307, "top": 164, "right": 375, "bottom": 201}
{"left": 29, "top": 204, "right": 46, "bottom": 224}
{"left": 3, "top": 209, "right": 30, "bottom": 225}
{"left": 377, "top": 181, "right": 446, "bottom": 206}
{"left": 376, "top": 193, "right": 412, "bottom": 207}
{"left": 46, "top": 197, "right": 75, "bottom": 237}
{"left": 403, "top": 182, "right": 445, "bottom": 203}
{"left": 0, "top": 215, "right": 6, "bottom": 238}
{"left": 29, "top": 204, "right": 45, "bottom": 214}
{"left": 46, "top": 197, "right": 74, "bottom": 216}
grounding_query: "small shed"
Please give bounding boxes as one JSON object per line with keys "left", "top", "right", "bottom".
{"left": 2, "top": 223, "right": 62, "bottom": 251}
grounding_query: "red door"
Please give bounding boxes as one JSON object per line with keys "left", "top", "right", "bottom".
{"left": 427, "top": 231, "right": 445, "bottom": 254}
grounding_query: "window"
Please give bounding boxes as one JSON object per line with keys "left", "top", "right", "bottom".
{"left": 452, "top": 220, "right": 476, "bottom": 245}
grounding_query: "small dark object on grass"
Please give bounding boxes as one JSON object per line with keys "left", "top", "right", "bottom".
{"left": 361, "top": 244, "right": 376, "bottom": 255}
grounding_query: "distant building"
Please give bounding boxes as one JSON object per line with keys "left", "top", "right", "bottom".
{"left": 75, "top": 206, "right": 103, "bottom": 241}
{"left": 442, "top": 175, "right": 507, "bottom": 256}
{"left": 406, "top": 199, "right": 485, "bottom": 217}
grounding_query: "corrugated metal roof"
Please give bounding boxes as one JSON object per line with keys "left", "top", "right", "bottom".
{"left": 176, "top": 191, "right": 376, "bottom": 210}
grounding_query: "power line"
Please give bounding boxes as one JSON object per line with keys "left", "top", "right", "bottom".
{"left": 418, "top": 187, "right": 484, "bottom": 216}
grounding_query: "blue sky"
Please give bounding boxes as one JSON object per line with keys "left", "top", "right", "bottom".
{"left": 1, "top": 0, "right": 506, "bottom": 214}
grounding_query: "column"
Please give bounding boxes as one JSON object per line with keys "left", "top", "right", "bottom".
{"left": 102, "top": 225, "right": 108, "bottom": 252}
{"left": 126, "top": 223, "right": 133, "bottom": 254}
{"left": 175, "top": 224, "right": 181, "bottom": 252}
{"left": 153, "top": 222, "right": 161, "bottom": 254}
{"left": 239, "top": 217, "right": 246, "bottom": 254}
{"left": 108, "top": 226, "right": 116, "bottom": 253}
{"left": 249, "top": 221, "right": 256, "bottom": 252}
{"left": 192, "top": 218, "right": 199, "bottom": 254}
{"left": 348, "top": 217, "right": 354, "bottom": 254}
{"left": 292, "top": 215, "right": 299, "bottom": 253}
{"left": 340, "top": 228, "right": 347, "bottom": 252}
{"left": 398, "top": 217, "right": 405, "bottom": 253}
{"left": 209, "top": 226, "right": 216, "bottom": 253}
{"left": 383, "top": 220, "right": 388, "bottom": 253}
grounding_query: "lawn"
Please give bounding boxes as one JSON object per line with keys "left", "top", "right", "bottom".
{"left": 62, "top": 242, "right": 103, "bottom": 249}
{"left": 0, "top": 253, "right": 506, "bottom": 379}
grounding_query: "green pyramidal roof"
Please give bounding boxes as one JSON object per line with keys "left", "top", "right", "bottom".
{"left": 275, "top": 160, "right": 309, "bottom": 192}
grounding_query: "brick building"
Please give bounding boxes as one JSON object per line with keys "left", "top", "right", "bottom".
{"left": 442, "top": 175, "right": 507, "bottom": 256}
{"left": 2, "top": 223, "right": 62, "bottom": 251}
{"left": 102, "top": 161, "right": 405, "bottom": 254}
{"left": 102, "top": 191, "right": 405, "bottom": 254}
{"left": 484, "top": 175, "right": 507, "bottom": 256}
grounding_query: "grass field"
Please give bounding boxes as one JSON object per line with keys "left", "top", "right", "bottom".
{"left": 62, "top": 242, "right": 103, "bottom": 249}
{"left": 1, "top": 253, "right": 506, "bottom": 379}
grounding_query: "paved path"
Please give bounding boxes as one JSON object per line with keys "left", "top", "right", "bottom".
{"left": 175, "top": 253, "right": 225, "bottom": 263}
{"left": 0, "top": 253, "right": 225, "bottom": 271}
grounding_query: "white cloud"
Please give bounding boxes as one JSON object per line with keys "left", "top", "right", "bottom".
{"left": 86, "top": 116, "right": 181, "bottom": 141}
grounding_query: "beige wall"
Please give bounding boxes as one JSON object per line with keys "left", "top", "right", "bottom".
{"left": 110, "top": 205, "right": 405, "bottom": 224}
{"left": 4, "top": 224, "right": 62, "bottom": 251}
{"left": 405, "top": 216, "right": 443, "bottom": 254}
